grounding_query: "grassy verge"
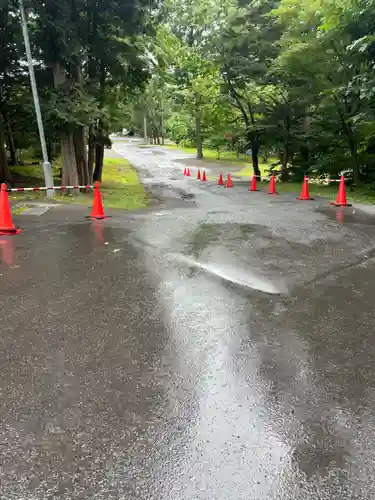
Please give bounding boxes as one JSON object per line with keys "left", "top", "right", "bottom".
{"left": 160, "top": 144, "right": 281, "bottom": 173}
{"left": 9, "top": 162, "right": 61, "bottom": 182}
{"left": 236, "top": 162, "right": 278, "bottom": 178}
{"left": 157, "top": 144, "right": 250, "bottom": 165}
{"left": 256, "top": 181, "right": 375, "bottom": 204}
{"left": 9, "top": 157, "right": 148, "bottom": 211}
{"left": 100, "top": 157, "right": 148, "bottom": 209}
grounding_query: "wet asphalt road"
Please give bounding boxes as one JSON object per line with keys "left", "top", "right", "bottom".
{"left": 1, "top": 140, "right": 375, "bottom": 499}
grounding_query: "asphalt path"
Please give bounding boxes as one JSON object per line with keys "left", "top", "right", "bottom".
{"left": 1, "top": 139, "right": 375, "bottom": 499}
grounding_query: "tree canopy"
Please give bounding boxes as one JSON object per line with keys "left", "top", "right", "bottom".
{"left": 125, "top": 0, "right": 375, "bottom": 185}
{"left": 2, "top": 0, "right": 375, "bottom": 186}
{"left": 0, "top": 0, "right": 155, "bottom": 184}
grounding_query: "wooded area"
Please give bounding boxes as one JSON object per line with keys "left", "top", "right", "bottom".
{"left": 132, "top": 0, "right": 375, "bottom": 186}
{"left": 2, "top": 0, "right": 375, "bottom": 187}
{"left": 0, "top": 0, "right": 153, "bottom": 186}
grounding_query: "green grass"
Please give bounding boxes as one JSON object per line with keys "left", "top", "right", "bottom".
{"left": 9, "top": 157, "right": 148, "bottom": 210}
{"left": 161, "top": 144, "right": 281, "bottom": 173}
{"left": 9, "top": 161, "right": 61, "bottom": 183}
{"left": 100, "top": 157, "right": 148, "bottom": 209}
{"left": 236, "top": 158, "right": 279, "bottom": 178}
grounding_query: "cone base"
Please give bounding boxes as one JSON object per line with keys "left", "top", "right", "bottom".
{"left": 268, "top": 192, "right": 278, "bottom": 195}
{"left": 249, "top": 188, "right": 260, "bottom": 192}
{"left": 0, "top": 228, "right": 21, "bottom": 235}
{"left": 86, "top": 215, "right": 111, "bottom": 220}
{"left": 329, "top": 202, "right": 352, "bottom": 207}
{"left": 297, "top": 196, "right": 314, "bottom": 200}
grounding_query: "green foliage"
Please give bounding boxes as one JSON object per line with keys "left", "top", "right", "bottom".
{"left": 5, "top": 0, "right": 375, "bottom": 189}
{"left": 132, "top": 0, "right": 375, "bottom": 187}
{"left": 0, "top": 0, "right": 155, "bottom": 183}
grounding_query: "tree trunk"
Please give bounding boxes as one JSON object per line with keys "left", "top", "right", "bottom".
{"left": 6, "top": 123, "right": 17, "bottom": 166}
{"left": 74, "top": 127, "right": 89, "bottom": 185}
{"left": 143, "top": 114, "right": 148, "bottom": 143}
{"left": 61, "top": 133, "right": 79, "bottom": 186}
{"left": 160, "top": 93, "right": 165, "bottom": 145}
{"left": 334, "top": 97, "right": 361, "bottom": 184}
{"left": 280, "top": 141, "right": 290, "bottom": 182}
{"left": 247, "top": 102, "right": 261, "bottom": 178}
{"left": 52, "top": 62, "right": 78, "bottom": 186}
{"left": 280, "top": 114, "right": 291, "bottom": 182}
{"left": 280, "top": 149, "right": 290, "bottom": 182}
{"left": 195, "top": 93, "right": 203, "bottom": 160}
{"left": 88, "top": 124, "right": 95, "bottom": 182}
{"left": 350, "top": 146, "right": 360, "bottom": 185}
{"left": 93, "top": 61, "right": 106, "bottom": 182}
{"left": 252, "top": 150, "right": 260, "bottom": 178}
{"left": 250, "top": 136, "right": 260, "bottom": 178}
{"left": 87, "top": 0, "right": 98, "bottom": 184}
{"left": 70, "top": 43, "right": 88, "bottom": 186}
{"left": 93, "top": 140, "right": 104, "bottom": 182}
{"left": 46, "top": 136, "right": 53, "bottom": 164}
{"left": 345, "top": 127, "right": 360, "bottom": 184}
{"left": 0, "top": 114, "right": 10, "bottom": 184}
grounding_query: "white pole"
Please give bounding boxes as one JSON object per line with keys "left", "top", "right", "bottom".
{"left": 19, "top": 0, "right": 54, "bottom": 197}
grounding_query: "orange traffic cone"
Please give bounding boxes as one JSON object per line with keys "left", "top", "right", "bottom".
{"left": 87, "top": 182, "right": 109, "bottom": 219}
{"left": 297, "top": 176, "right": 313, "bottom": 200}
{"left": 0, "top": 183, "right": 21, "bottom": 235}
{"left": 184, "top": 168, "right": 187, "bottom": 176}
{"left": 187, "top": 168, "right": 191, "bottom": 177}
{"left": 226, "top": 173, "right": 233, "bottom": 188}
{"left": 249, "top": 175, "right": 259, "bottom": 192}
{"left": 330, "top": 176, "right": 351, "bottom": 207}
{"left": 218, "top": 173, "right": 224, "bottom": 186}
{"left": 197, "top": 169, "right": 201, "bottom": 180}
{"left": 268, "top": 175, "right": 277, "bottom": 195}
{"left": 202, "top": 170, "right": 207, "bottom": 182}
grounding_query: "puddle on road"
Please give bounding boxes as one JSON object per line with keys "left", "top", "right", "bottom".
{"left": 187, "top": 223, "right": 221, "bottom": 257}
{"left": 187, "top": 222, "right": 264, "bottom": 258}
{"left": 169, "top": 252, "right": 287, "bottom": 295}
{"left": 317, "top": 206, "right": 375, "bottom": 226}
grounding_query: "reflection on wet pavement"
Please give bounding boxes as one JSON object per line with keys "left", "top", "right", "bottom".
{"left": 169, "top": 252, "right": 287, "bottom": 294}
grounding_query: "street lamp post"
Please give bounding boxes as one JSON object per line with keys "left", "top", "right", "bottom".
{"left": 19, "top": 0, "right": 54, "bottom": 197}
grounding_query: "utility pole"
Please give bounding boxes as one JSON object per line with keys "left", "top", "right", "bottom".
{"left": 19, "top": 0, "right": 54, "bottom": 197}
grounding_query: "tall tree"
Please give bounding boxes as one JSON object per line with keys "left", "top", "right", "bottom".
{"left": 0, "top": 1, "right": 27, "bottom": 182}
{"left": 216, "top": 0, "right": 281, "bottom": 177}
